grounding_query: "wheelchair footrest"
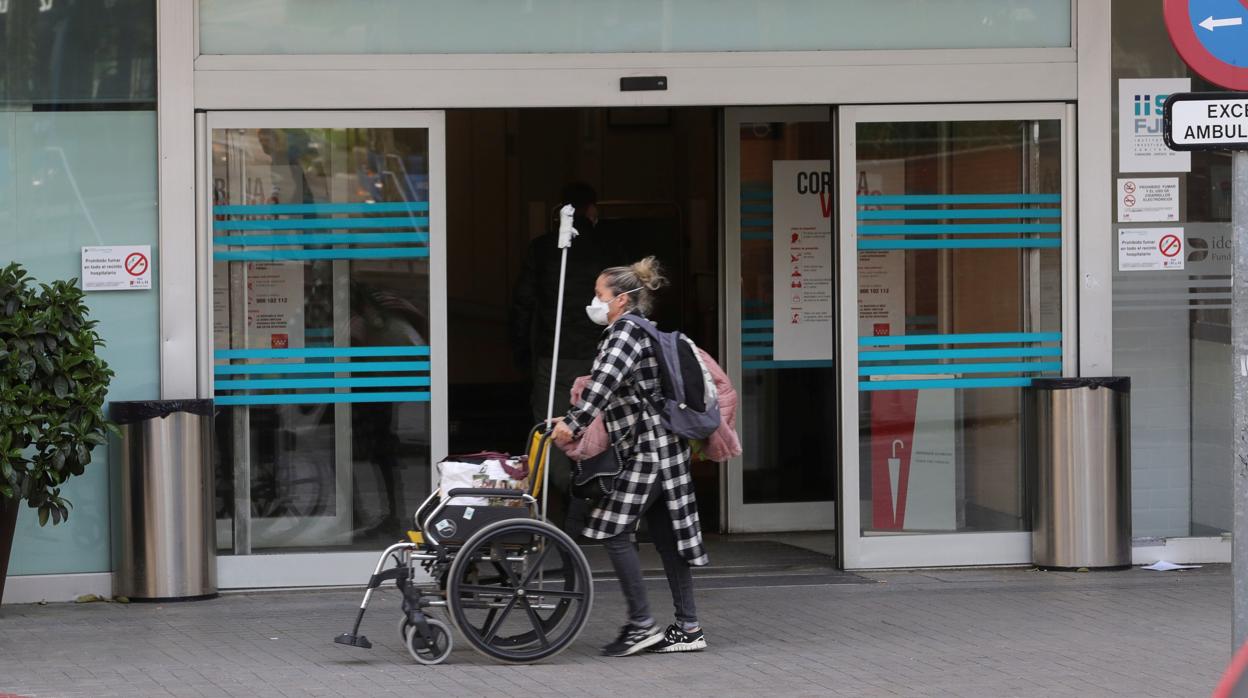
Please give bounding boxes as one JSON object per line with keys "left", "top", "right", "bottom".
{"left": 334, "top": 633, "right": 372, "bottom": 649}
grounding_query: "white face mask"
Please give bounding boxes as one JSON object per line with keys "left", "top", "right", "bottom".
{"left": 585, "top": 287, "right": 641, "bottom": 326}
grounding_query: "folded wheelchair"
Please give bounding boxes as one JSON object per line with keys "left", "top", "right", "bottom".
{"left": 334, "top": 424, "right": 594, "bottom": 665}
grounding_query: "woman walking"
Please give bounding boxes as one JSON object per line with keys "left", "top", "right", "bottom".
{"left": 550, "top": 256, "right": 709, "bottom": 657}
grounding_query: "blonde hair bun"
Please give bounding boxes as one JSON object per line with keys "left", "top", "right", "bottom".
{"left": 630, "top": 256, "right": 670, "bottom": 291}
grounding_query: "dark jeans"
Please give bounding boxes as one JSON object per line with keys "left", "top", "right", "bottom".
{"left": 601, "top": 487, "right": 698, "bottom": 628}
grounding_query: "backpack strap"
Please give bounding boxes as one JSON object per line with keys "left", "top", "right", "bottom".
{"left": 618, "top": 313, "right": 673, "bottom": 408}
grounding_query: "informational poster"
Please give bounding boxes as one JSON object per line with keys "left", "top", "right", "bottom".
{"left": 856, "top": 157, "right": 907, "bottom": 341}
{"left": 1118, "top": 227, "right": 1186, "bottom": 271}
{"left": 81, "top": 245, "right": 152, "bottom": 291}
{"left": 858, "top": 250, "right": 905, "bottom": 338}
{"left": 1118, "top": 78, "right": 1191, "bottom": 173}
{"left": 869, "top": 386, "right": 957, "bottom": 532}
{"left": 245, "top": 262, "right": 305, "bottom": 354}
{"left": 1116, "top": 177, "right": 1180, "bottom": 222}
{"left": 212, "top": 262, "right": 230, "bottom": 349}
{"left": 772, "top": 160, "right": 833, "bottom": 361}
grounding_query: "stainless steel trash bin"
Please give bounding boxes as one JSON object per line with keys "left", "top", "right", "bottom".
{"left": 1029, "top": 378, "right": 1131, "bottom": 569}
{"left": 111, "top": 400, "right": 217, "bottom": 600}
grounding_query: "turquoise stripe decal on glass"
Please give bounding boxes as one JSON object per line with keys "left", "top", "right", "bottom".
{"left": 741, "top": 332, "right": 775, "bottom": 343}
{"left": 859, "top": 377, "right": 1034, "bottom": 391}
{"left": 859, "top": 332, "right": 1061, "bottom": 347}
{"left": 214, "top": 232, "right": 429, "bottom": 246}
{"left": 214, "top": 248, "right": 429, "bottom": 261}
{"left": 214, "top": 216, "right": 429, "bottom": 231}
{"left": 858, "top": 239, "right": 1061, "bottom": 250}
{"left": 858, "top": 362, "right": 1062, "bottom": 377}
{"left": 216, "top": 346, "right": 429, "bottom": 359}
{"left": 858, "top": 224, "right": 1061, "bottom": 236}
{"left": 743, "top": 360, "right": 835, "bottom": 370}
{"left": 214, "top": 202, "right": 429, "bottom": 215}
{"left": 741, "top": 204, "right": 774, "bottom": 213}
{"left": 215, "top": 376, "right": 431, "bottom": 390}
{"left": 858, "top": 194, "right": 1061, "bottom": 205}
{"left": 858, "top": 209, "right": 1062, "bottom": 220}
{"left": 859, "top": 347, "right": 1062, "bottom": 362}
{"left": 215, "top": 391, "right": 432, "bottom": 406}
{"left": 214, "top": 361, "right": 430, "bottom": 375}
{"left": 742, "top": 346, "right": 776, "bottom": 357}
{"left": 742, "top": 319, "right": 775, "bottom": 329}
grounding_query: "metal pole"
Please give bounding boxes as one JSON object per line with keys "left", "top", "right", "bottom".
{"left": 1235, "top": 149, "right": 1248, "bottom": 651}
{"left": 542, "top": 205, "right": 579, "bottom": 521}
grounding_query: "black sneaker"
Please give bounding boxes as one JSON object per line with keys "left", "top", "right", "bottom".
{"left": 601, "top": 623, "right": 664, "bottom": 657}
{"left": 647, "top": 624, "right": 707, "bottom": 653}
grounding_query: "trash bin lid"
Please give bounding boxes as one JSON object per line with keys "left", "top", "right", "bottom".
{"left": 110, "top": 399, "right": 215, "bottom": 424}
{"left": 1029, "top": 377, "right": 1130, "bottom": 393}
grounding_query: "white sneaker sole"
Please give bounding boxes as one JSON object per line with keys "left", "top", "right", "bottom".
{"left": 649, "top": 637, "right": 708, "bottom": 653}
{"left": 605, "top": 629, "right": 665, "bottom": 657}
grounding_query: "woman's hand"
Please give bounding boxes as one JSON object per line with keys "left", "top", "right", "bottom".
{"left": 550, "top": 419, "right": 575, "bottom": 446}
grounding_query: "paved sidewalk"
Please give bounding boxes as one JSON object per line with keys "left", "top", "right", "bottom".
{"left": 0, "top": 554, "right": 1232, "bottom": 697}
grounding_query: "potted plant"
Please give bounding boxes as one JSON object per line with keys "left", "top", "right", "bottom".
{"left": 0, "top": 263, "right": 116, "bottom": 603}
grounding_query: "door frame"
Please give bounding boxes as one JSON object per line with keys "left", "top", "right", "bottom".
{"left": 835, "top": 102, "right": 1077, "bottom": 569}
{"left": 199, "top": 110, "right": 448, "bottom": 588}
{"left": 722, "top": 106, "right": 838, "bottom": 533}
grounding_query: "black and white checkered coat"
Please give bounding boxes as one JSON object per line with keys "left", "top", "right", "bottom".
{"left": 563, "top": 317, "right": 709, "bottom": 566}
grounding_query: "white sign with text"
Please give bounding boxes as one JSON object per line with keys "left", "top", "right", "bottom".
{"left": 1119, "top": 78, "right": 1192, "bottom": 173}
{"left": 1118, "top": 227, "right": 1186, "bottom": 271}
{"left": 1116, "top": 177, "right": 1180, "bottom": 222}
{"left": 81, "top": 245, "right": 152, "bottom": 291}
{"left": 772, "top": 160, "right": 834, "bottom": 361}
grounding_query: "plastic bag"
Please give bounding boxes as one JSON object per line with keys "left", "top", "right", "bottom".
{"left": 437, "top": 453, "right": 529, "bottom": 506}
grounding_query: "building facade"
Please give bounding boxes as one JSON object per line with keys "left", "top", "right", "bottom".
{"left": 1, "top": 1, "right": 1233, "bottom": 603}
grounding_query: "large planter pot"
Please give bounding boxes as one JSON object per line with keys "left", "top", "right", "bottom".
{"left": 0, "top": 496, "right": 18, "bottom": 605}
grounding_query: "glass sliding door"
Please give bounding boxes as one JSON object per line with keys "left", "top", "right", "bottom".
{"left": 205, "top": 111, "right": 446, "bottom": 586}
{"left": 724, "top": 107, "right": 837, "bottom": 532}
{"left": 837, "top": 104, "right": 1074, "bottom": 568}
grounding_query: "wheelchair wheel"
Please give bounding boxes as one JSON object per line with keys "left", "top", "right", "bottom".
{"left": 446, "top": 518, "right": 593, "bottom": 664}
{"left": 405, "top": 617, "right": 453, "bottom": 665}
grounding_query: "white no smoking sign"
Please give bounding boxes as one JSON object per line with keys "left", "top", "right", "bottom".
{"left": 1118, "top": 228, "right": 1185, "bottom": 271}
{"left": 82, "top": 245, "right": 153, "bottom": 291}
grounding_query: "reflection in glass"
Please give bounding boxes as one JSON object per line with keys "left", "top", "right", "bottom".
{"left": 211, "top": 126, "right": 432, "bottom": 553}
{"left": 1, "top": 0, "right": 156, "bottom": 106}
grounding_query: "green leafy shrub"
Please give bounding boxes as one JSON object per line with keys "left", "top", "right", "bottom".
{"left": 0, "top": 262, "right": 117, "bottom": 525}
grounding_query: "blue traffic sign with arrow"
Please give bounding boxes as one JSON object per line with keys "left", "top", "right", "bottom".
{"left": 1166, "top": 0, "right": 1248, "bottom": 90}
{"left": 1189, "top": 0, "right": 1247, "bottom": 67}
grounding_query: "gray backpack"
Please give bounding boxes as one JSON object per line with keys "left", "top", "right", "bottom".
{"left": 621, "top": 314, "right": 721, "bottom": 440}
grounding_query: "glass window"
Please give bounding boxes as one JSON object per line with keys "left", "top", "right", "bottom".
{"left": 855, "top": 118, "right": 1063, "bottom": 535}
{"left": 2, "top": 111, "right": 159, "bottom": 574}
{"left": 199, "top": 0, "right": 1071, "bottom": 55}
{"left": 1111, "top": 0, "right": 1232, "bottom": 539}
{"left": 1, "top": 0, "right": 156, "bottom": 107}
{"left": 736, "top": 119, "right": 837, "bottom": 506}
{"left": 211, "top": 125, "right": 434, "bottom": 552}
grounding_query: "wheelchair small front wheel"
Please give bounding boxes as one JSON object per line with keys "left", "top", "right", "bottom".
{"left": 405, "top": 617, "right": 453, "bottom": 665}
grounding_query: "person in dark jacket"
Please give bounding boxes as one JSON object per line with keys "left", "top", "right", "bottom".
{"left": 510, "top": 182, "right": 625, "bottom": 527}
{"left": 551, "top": 257, "right": 709, "bottom": 658}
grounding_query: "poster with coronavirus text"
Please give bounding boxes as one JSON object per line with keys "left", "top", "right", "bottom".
{"left": 772, "top": 160, "right": 834, "bottom": 361}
